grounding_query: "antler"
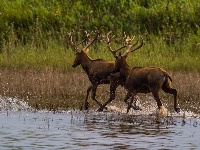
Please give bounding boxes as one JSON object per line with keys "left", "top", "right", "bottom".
{"left": 123, "top": 32, "right": 134, "bottom": 45}
{"left": 102, "top": 31, "right": 128, "bottom": 57}
{"left": 122, "top": 36, "right": 144, "bottom": 57}
{"left": 68, "top": 31, "right": 90, "bottom": 52}
{"left": 76, "top": 31, "right": 91, "bottom": 46}
{"left": 83, "top": 30, "right": 99, "bottom": 51}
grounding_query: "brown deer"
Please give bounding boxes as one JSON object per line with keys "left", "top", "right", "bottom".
{"left": 69, "top": 31, "right": 135, "bottom": 111}
{"left": 97, "top": 31, "right": 141, "bottom": 112}
{"left": 112, "top": 38, "right": 180, "bottom": 113}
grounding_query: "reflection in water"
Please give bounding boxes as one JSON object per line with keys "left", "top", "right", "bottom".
{"left": 0, "top": 110, "right": 199, "bottom": 150}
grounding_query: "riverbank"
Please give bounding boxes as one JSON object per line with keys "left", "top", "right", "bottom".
{"left": 0, "top": 69, "right": 199, "bottom": 113}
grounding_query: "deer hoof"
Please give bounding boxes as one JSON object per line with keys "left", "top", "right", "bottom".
{"left": 97, "top": 107, "right": 103, "bottom": 112}
{"left": 97, "top": 106, "right": 107, "bottom": 112}
{"left": 126, "top": 104, "right": 132, "bottom": 114}
{"left": 132, "top": 105, "right": 142, "bottom": 111}
{"left": 175, "top": 107, "right": 180, "bottom": 113}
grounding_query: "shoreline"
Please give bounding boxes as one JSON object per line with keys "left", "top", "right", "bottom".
{"left": 0, "top": 69, "right": 199, "bottom": 113}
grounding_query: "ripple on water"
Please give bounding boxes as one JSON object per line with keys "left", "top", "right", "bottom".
{"left": 0, "top": 96, "right": 200, "bottom": 149}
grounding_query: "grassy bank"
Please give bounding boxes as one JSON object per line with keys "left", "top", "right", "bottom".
{"left": 0, "top": 0, "right": 199, "bottom": 71}
{"left": 0, "top": 34, "right": 199, "bottom": 72}
{"left": 0, "top": 0, "right": 199, "bottom": 112}
{"left": 0, "top": 34, "right": 199, "bottom": 113}
{"left": 0, "top": 69, "right": 199, "bottom": 113}
{"left": 0, "top": 0, "right": 199, "bottom": 40}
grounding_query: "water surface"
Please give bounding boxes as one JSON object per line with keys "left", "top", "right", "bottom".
{"left": 0, "top": 96, "right": 200, "bottom": 149}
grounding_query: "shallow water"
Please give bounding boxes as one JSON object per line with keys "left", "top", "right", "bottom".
{"left": 0, "top": 96, "right": 200, "bottom": 149}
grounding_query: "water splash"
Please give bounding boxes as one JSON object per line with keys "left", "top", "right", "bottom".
{"left": 0, "top": 96, "right": 31, "bottom": 111}
{"left": 0, "top": 94, "right": 199, "bottom": 119}
{"left": 106, "top": 102, "right": 200, "bottom": 119}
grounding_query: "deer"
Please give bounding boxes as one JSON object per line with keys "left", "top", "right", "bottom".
{"left": 111, "top": 37, "right": 180, "bottom": 113}
{"left": 69, "top": 30, "right": 138, "bottom": 111}
{"left": 96, "top": 31, "right": 142, "bottom": 112}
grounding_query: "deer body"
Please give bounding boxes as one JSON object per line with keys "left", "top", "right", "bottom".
{"left": 72, "top": 50, "right": 125, "bottom": 110}
{"left": 70, "top": 31, "right": 127, "bottom": 110}
{"left": 70, "top": 31, "right": 143, "bottom": 111}
{"left": 73, "top": 50, "right": 121, "bottom": 85}
{"left": 113, "top": 44, "right": 180, "bottom": 113}
{"left": 126, "top": 67, "right": 172, "bottom": 93}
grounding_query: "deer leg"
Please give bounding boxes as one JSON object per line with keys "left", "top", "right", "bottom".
{"left": 84, "top": 85, "right": 93, "bottom": 110}
{"left": 92, "top": 85, "right": 103, "bottom": 108}
{"left": 123, "top": 91, "right": 134, "bottom": 114}
{"left": 127, "top": 96, "right": 135, "bottom": 113}
{"left": 151, "top": 90, "right": 162, "bottom": 110}
{"left": 97, "top": 82, "right": 118, "bottom": 112}
{"left": 130, "top": 96, "right": 142, "bottom": 110}
{"left": 162, "top": 87, "right": 180, "bottom": 113}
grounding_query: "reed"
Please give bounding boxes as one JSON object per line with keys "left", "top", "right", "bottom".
{"left": 0, "top": 69, "right": 199, "bottom": 113}
{"left": 0, "top": 0, "right": 199, "bottom": 39}
{"left": 0, "top": 33, "right": 199, "bottom": 72}
{"left": 0, "top": 0, "right": 199, "bottom": 112}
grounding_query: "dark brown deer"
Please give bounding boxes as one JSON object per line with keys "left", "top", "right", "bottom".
{"left": 97, "top": 31, "right": 142, "bottom": 112}
{"left": 112, "top": 38, "right": 180, "bottom": 113}
{"left": 69, "top": 31, "right": 133, "bottom": 110}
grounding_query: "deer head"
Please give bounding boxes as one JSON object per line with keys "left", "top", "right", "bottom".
{"left": 113, "top": 36, "right": 144, "bottom": 74}
{"left": 69, "top": 31, "right": 99, "bottom": 68}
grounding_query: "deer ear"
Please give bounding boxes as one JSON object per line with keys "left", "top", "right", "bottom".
{"left": 84, "top": 48, "right": 89, "bottom": 53}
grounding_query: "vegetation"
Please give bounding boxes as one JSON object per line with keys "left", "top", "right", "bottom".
{"left": 0, "top": 69, "right": 199, "bottom": 113}
{"left": 0, "top": 0, "right": 199, "bottom": 72}
{"left": 0, "top": 0, "right": 199, "bottom": 111}
{"left": 0, "top": 0, "right": 199, "bottom": 37}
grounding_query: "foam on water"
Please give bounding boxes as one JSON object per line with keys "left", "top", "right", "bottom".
{"left": 106, "top": 103, "right": 200, "bottom": 119}
{"left": 0, "top": 94, "right": 199, "bottom": 119}
{"left": 102, "top": 94, "right": 200, "bottom": 119}
{"left": 0, "top": 96, "right": 31, "bottom": 111}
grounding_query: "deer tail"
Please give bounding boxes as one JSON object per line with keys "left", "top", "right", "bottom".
{"left": 160, "top": 68, "right": 172, "bottom": 82}
{"left": 166, "top": 73, "right": 172, "bottom": 82}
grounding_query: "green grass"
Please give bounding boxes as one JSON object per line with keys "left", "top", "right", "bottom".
{"left": 0, "top": 0, "right": 199, "bottom": 112}
{"left": 0, "top": 41, "right": 74, "bottom": 71}
{"left": 0, "top": 33, "right": 199, "bottom": 72}
{"left": 0, "top": 0, "right": 199, "bottom": 72}
{"left": 0, "top": 0, "right": 199, "bottom": 42}
{"left": 84, "top": 34, "right": 200, "bottom": 72}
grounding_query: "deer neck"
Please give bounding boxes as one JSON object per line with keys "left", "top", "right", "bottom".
{"left": 80, "top": 54, "right": 93, "bottom": 74}
{"left": 119, "top": 62, "right": 131, "bottom": 79}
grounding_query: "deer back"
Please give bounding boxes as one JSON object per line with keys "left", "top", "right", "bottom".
{"left": 125, "top": 67, "right": 170, "bottom": 91}
{"left": 87, "top": 60, "right": 116, "bottom": 79}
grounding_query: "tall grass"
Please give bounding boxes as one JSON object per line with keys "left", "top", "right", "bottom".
{"left": 0, "top": 0, "right": 199, "bottom": 111}
{"left": 0, "top": 31, "right": 199, "bottom": 72}
{"left": 0, "top": 0, "right": 199, "bottom": 72}
{"left": 0, "top": 0, "right": 199, "bottom": 44}
{"left": 0, "top": 69, "right": 199, "bottom": 113}
{"left": 0, "top": 42, "right": 74, "bottom": 71}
